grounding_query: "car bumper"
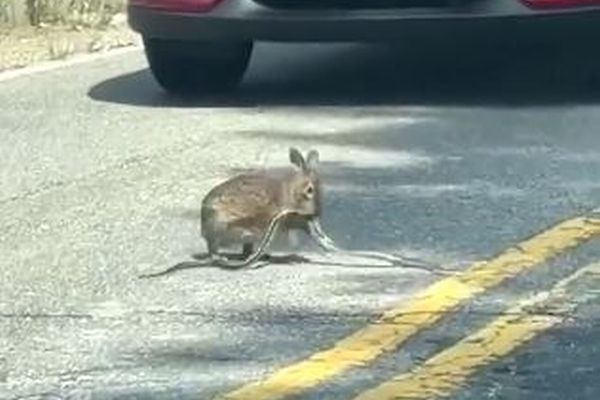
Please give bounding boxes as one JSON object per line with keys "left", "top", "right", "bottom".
{"left": 128, "top": 0, "right": 600, "bottom": 42}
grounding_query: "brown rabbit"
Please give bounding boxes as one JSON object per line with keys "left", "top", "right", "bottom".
{"left": 200, "top": 147, "right": 321, "bottom": 269}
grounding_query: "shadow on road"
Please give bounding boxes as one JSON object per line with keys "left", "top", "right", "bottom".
{"left": 88, "top": 40, "right": 600, "bottom": 108}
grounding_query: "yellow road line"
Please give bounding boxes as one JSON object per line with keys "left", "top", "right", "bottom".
{"left": 217, "top": 217, "right": 600, "bottom": 400}
{"left": 353, "top": 262, "right": 600, "bottom": 400}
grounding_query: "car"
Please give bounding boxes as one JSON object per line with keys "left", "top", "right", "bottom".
{"left": 127, "top": 0, "right": 600, "bottom": 95}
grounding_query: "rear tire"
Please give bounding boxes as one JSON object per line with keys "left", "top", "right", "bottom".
{"left": 143, "top": 37, "right": 253, "bottom": 96}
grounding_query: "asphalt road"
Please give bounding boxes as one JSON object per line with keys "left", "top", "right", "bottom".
{"left": 2, "top": 40, "right": 600, "bottom": 400}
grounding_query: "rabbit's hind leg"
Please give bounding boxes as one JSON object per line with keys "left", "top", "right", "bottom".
{"left": 208, "top": 240, "right": 267, "bottom": 270}
{"left": 206, "top": 238, "right": 229, "bottom": 265}
{"left": 239, "top": 241, "right": 269, "bottom": 269}
{"left": 210, "top": 213, "right": 291, "bottom": 270}
{"left": 242, "top": 242, "right": 269, "bottom": 263}
{"left": 242, "top": 243, "right": 254, "bottom": 258}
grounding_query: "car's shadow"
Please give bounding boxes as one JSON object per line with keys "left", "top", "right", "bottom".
{"left": 88, "top": 40, "right": 600, "bottom": 108}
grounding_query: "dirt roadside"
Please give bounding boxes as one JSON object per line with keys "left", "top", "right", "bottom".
{"left": 0, "top": 13, "right": 140, "bottom": 73}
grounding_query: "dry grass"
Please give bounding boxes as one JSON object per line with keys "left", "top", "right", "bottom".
{"left": 0, "top": 13, "right": 139, "bottom": 71}
{"left": 0, "top": 0, "right": 138, "bottom": 72}
{"left": 0, "top": 0, "right": 125, "bottom": 28}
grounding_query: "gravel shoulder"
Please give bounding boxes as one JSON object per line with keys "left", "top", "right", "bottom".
{"left": 0, "top": 14, "right": 139, "bottom": 73}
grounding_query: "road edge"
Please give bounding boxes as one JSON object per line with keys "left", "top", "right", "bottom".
{"left": 0, "top": 45, "right": 141, "bottom": 84}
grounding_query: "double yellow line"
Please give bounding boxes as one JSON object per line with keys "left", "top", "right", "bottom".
{"left": 355, "top": 260, "right": 600, "bottom": 400}
{"left": 217, "top": 216, "right": 600, "bottom": 400}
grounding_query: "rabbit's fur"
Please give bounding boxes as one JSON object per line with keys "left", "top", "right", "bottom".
{"left": 200, "top": 147, "right": 321, "bottom": 268}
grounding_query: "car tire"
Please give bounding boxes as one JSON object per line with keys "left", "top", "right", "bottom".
{"left": 143, "top": 37, "right": 253, "bottom": 96}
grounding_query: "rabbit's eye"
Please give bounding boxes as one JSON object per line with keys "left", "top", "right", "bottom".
{"left": 304, "top": 185, "right": 314, "bottom": 197}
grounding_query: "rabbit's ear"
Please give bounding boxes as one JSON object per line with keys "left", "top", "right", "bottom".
{"left": 289, "top": 147, "right": 306, "bottom": 170}
{"left": 305, "top": 150, "right": 319, "bottom": 171}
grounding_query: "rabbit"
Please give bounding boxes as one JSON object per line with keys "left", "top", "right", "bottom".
{"left": 199, "top": 147, "right": 322, "bottom": 269}
{"left": 139, "top": 147, "right": 321, "bottom": 278}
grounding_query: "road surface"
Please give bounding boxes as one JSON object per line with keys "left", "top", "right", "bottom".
{"left": 2, "top": 40, "right": 600, "bottom": 400}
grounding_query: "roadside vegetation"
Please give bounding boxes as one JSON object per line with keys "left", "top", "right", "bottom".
{"left": 1, "top": 0, "right": 125, "bottom": 28}
{"left": 0, "top": 0, "right": 137, "bottom": 72}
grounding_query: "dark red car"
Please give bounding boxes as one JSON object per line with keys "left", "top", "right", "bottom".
{"left": 127, "top": 0, "right": 600, "bottom": 95}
